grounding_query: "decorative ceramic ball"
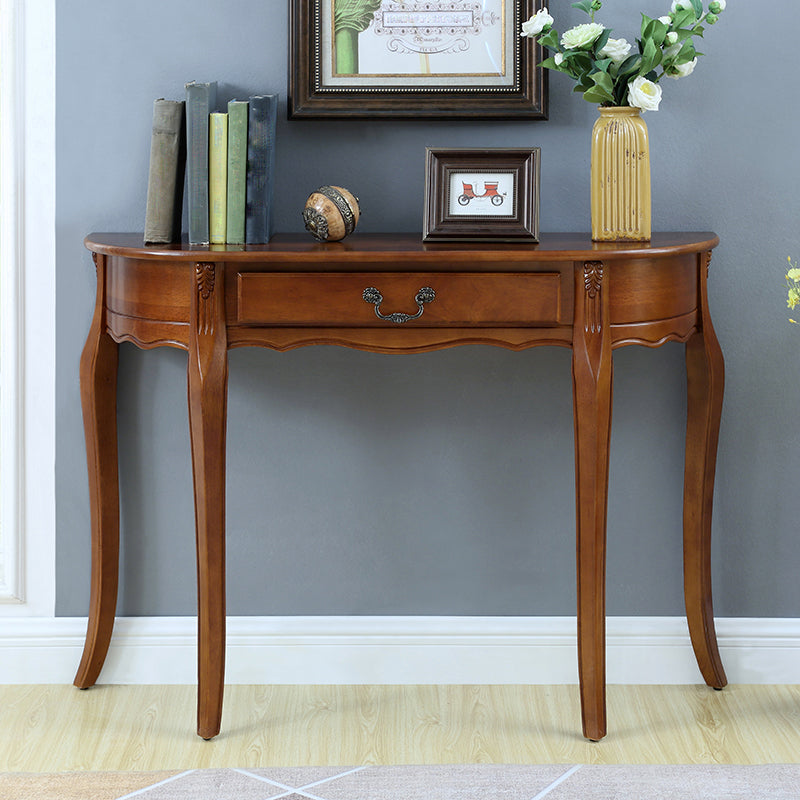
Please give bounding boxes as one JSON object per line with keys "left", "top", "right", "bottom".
{"left": 302, "top": 185, "right": 360, "bottom": 242}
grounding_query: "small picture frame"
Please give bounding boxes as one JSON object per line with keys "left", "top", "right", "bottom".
{"left": 423, "top": 148, "right": 540, "bottom": 242}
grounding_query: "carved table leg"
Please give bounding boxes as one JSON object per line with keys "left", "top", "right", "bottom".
{"left": 188, "top": 262, "right": 229, "bottom": 740}
{"left": 571, "top": 261, "right": 613, "bottom": 741}
{"left": 74, "top": 254, "right": 120, "bottom": 689}
{"left": 683, "top": 253, "right": 727, "bottom": 689}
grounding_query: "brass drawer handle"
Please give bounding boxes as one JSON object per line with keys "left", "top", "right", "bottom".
{"left": 362, "top": 286, "right": 436, "bottom": 324}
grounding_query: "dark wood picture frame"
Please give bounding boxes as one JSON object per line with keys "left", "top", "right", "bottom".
{"left": 288, "top": 0, "right": 548, "bottom": 119}
{"left": 423, "top": 147, "right": 540, "bottom": 242}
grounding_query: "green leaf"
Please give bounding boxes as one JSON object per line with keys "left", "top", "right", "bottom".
{"left": 648, "top": 20, "right": 668, "bottom": 47}
{"left": 639, "top": 36, "right": 660, "bottom": 74}
{"left": 672, "top": 9, "right": 696, "bottom": 28}
{"left": 593, "top": 28, "right": 612, "bottom": 55}
{"left": 640, "top": 13, "right": 654, "bottom": 40}
{"left": 590, "top": 72, "right": 614, "bottom": 100}
{"left": 594, "top": 57, "right": 613, "bottom": 73}
{"left": 612, "top": 82, "right": 628, "bottom": 106}
{"left": 539, "top": 56, "right": 565, "bottom": 71}
{"left": 565, "top": 50, "right": 593, "bottom": 72}
{"left": 583, "top": 86, "right": 615, "bottom": 104}
{"left": 672, "top": 39, "right": 696, "bottom": 63}
{"left": 689, "top": 0, "right": 703, "bottom": 16}
{"left": 538, "top": 29, "right": 560, "bottom": 50}
{"left": 616, "top": 53, "right": 641, "bottom": 77}
{"left": 571, "top": 0, "right": 594, "bottom": 14}
{"left": 674, "top": 27, "right": 697, "bottom": 42}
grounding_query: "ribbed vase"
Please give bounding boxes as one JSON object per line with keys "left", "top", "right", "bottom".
{"left": 590, "top": 106, "right": 651, "bottom": 242}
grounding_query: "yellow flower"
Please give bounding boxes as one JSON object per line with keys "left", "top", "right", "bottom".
{"left": 783, "top": 258, "right": 799, "bottom": 322}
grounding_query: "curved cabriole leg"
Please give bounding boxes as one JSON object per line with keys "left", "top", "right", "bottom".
{"left": 683, "top": 252, "right": 727, "bottom": 689}
{"left": 571, "top": 261, "right": 613, "bottom": 741}
{"left": 74, "top": 254, "right": 120, "bottom": 689}
{"left": 188, "top": 262, "right": 229, "bottom": 740}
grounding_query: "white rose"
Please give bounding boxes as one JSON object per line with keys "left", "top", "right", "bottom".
{"left": 716, "top": 0, "right": 726, "bottom": 9}
{"left": 627, "top": 75, "right": 663, "bottom": 111}
{"left": 554, "top": 52, "right": 565, "bottom": 66}
{"left": 668, "top": 57, "right": 698, "bottom": 78}
{"left": 521, "top": 7, "right": 554, "bottom": 37}
{"left": 561, "top": 22, "right": 605, "bottom": 50}
{"left": 658, "top": 15, "right": 672, "bottom": 24}
{"left": 665, "top": 31, "right": 678, "bottom": 45}
{"left": 598, "top": 37, "right": 632, "bottom": 64}
{"left": 670, "top": 1, "right": 694, "bottom": 11}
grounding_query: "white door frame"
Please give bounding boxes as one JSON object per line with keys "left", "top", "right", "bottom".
{"left": 0, "top": 0, "right": 56, "bottom": 614}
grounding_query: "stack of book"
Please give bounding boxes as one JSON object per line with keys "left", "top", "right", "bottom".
{"left": 144, "top": 82, "right": 277, "bottom": 246}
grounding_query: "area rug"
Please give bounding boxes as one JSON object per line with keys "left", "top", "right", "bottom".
{"left": 2, "top": 764, "right": 800, "bottom": 800}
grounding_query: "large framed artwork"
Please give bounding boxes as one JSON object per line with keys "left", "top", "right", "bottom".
{"left": 289, "top": 0, "right": 548, "bottom": 119}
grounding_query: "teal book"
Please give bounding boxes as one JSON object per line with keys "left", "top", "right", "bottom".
{"left": 225, "top": 100, "right": 249, "bottom": 245}
{"left": 245, "top": 94, "right": 278, "bottom": 244}
{"left": 185, "top": 80, "right": 217, "bottom": 244}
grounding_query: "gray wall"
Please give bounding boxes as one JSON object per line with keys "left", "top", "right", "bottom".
{"left": 56, "top": 2, "right": 800, "bottom": 618}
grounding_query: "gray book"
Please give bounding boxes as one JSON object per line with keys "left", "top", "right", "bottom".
{"left": 185, "top": 81, "right": 218, "bottom": 245}
{"left": 144, "top": 99, "right": 186, "bottom": 244}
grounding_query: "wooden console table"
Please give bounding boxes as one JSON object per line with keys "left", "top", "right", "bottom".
{"left": 76, "top": 232, "right": 727, "bottom": 741}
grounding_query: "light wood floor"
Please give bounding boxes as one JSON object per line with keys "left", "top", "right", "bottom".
{"left": 1, "top": 685, "right": 799, "bottom": 771}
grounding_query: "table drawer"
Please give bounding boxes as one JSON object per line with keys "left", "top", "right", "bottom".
{"left": 236, "top": 272, "right": 563, "bottom": 327}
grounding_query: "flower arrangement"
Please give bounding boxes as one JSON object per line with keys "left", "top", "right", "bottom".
{"left": 521, "top": 1, "right": 726, "bottom": 112}
{"left": 786, "top": 256, "right": 800, "bottom": 324}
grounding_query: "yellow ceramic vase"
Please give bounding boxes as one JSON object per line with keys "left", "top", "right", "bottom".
{"left": 590, "top": 106, "right": 651, "bottom": 242}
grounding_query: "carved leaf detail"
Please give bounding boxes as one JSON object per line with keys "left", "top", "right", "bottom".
{"left": 196, "top": 263, "right": 216, "bottom": 299}
{"left": 584, "top": 261, "right": 603, "bottom": 298}
{"left": 583, "top": 261, "right": 604, "bottom": 336}
{"left": 195, "top": 263, "right": 216, "bottom": 335}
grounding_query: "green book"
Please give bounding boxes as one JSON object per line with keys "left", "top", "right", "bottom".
{"left": 225, "top": 100, "right": 248, "bottom": 245}
{"left": 209, "top": 112, "right": 228, "bottom": 245}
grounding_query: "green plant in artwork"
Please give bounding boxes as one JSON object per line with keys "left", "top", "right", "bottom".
{"left": 334, "top": 0, "right": 383, "bottom": 74}
{"left": 786, "top": 257, "right": 800, "bottom": 324}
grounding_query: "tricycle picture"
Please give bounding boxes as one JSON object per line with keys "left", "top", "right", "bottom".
{"left": 458, "top": 181, "right": 505, "bottom": 207}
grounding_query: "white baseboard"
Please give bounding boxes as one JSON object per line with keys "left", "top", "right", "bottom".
{"left": 1, "top": 616, "right": 798, "bottom": 685}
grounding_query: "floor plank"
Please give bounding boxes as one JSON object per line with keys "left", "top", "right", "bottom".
{"left": 0, "top": 685, "right": 798, "bottom": 771}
